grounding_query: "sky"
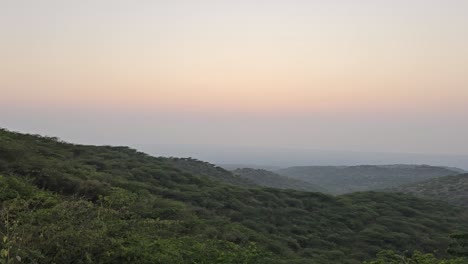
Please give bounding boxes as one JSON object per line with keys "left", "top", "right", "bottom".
{"left": 1, "top": 1, "right": 468, "bottom": 164}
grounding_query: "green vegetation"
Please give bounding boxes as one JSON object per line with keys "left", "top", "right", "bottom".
{"left": 1, "top": 128, "right": 468, "bottom": 263}
{"left": 389, "top": 174, "right": 468, "bottom": 208}
{"left": 232, "top": 168, "right": 325, "bottom": 192}
{"left": 365, "top": 250, "right": 467, "bottom": 264}
{"left": 277, "top": 165, "right": 461, "bottom": 194}
{"left": 219, "top": 164, "right": 283, "bottom": 171}
{"left": 165, "top": 157, "right": 256, "bottom": 187}
{"left": 0, "top": 175, "right": 265, "bottom": 264}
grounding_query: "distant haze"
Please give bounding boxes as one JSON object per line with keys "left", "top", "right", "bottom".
{"left": 1, "top": 1, "right": 468, "bottom": 164}
{"left": 137, "top": 144, "right": 468, "bottom": 171}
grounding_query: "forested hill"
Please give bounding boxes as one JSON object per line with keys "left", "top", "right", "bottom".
{"left": 232, "top": 168, "right": 325, "bottom": 192}
{"left": 1, "top": 128, "right": 468, "bottom": 263}
{"left": 165, "top": 157, "right": 256, "bottom": 187}
{"left": 277, "top": 165, "right": 461, "bottom": 194}
{"left": 389, "top": 174, "right": 468, "bottom": 208}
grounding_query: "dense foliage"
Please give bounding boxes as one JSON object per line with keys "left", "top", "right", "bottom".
{"left": 232, "top": 168, "right": 325, "bottom": 192}
{"left": 165, "top": 158, "right": 255, "bottom": 187}
{"left": 1, "top": 128, "right": 468, "bottom": 263}
{"left": 390, "top": 174, "right": 468, "bottom": 208}
{"left": 365, "top": 250, "right": 467, "bottom": 264}
{"left": 0, "top": 175, "right": 265, "bottom": 264}
{"left": 276, "top": 165, "right": 461, "bottom": 194}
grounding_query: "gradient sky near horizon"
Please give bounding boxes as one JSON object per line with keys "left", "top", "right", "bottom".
{"left": 1, "top": 1, "right": 468, "bottom": 157}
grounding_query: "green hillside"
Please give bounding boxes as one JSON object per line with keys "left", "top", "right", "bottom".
{"left": 1, "top": 128, "right": 468, "bottom": 263}
{"left": 277, "top": 165, "right": 461, "bottom": 194}
{"left": 232, "top": 168, "right": 325, "bottom": 192}
{"left": 389, "top": 174, "right": 468, "bottom": 208}
{"left": 165, "top": 157, "right": 256, "bottom": 187}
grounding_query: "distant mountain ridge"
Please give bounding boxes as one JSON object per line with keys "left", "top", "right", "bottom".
{"left": 389, "top": 174, "right": 468, "bottom": 208}
{"left": 443, "top": 167, "right": 467, "bottom": 173}
{"left": 219, "top": 164, "right": 283, "bottom": 171}
{"left": 276, "top": 165, "right": 462, "bottom": 194}
{"left": 232, "top": 168, "right": 325, "bottom": 192}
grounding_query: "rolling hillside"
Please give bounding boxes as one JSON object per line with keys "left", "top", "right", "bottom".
{"left": 277, "top": 165, "right": 461, "bottom": 194}
{"left": 165, "top": 157, "right": 256, "bottom": 187}
{"left": 232, "top": 168, "right": 325, "bottom": 192}
{"left": 390, "top": 174, "right": 468, "bottom": 208}
{"left": 1, "top": 128, "right": 467, "bottom": 263}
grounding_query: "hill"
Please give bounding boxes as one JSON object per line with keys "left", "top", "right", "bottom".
{"left": 443, "top": 167, "right": 467, "bottom": 173}
{"left": 1, "top": 128, "right": 468, "bottom": 263}
{"left": 219, "top": 164, "right": 283, "bottom": 171}
{"left": 276, "top": 165, "right": 461, "bottom": 194}
{"left": 232, "top": 168, "right": 325, "bottom": 192}
{"left": 389, "top": 174, "right": 468, "bottom": 208}
{"left": 165, "top": 157, "right": 256, "bottom": 187}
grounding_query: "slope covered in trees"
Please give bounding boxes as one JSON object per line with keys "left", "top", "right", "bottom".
{"left": 232, "top": 168, "right": 325, "bottom": 192}
{"left": 277, "top": 165, "right": 461, "bottom": 194}
{"left": 389, "top": 174, "right": 468, "bottom": 208}
{"left": 165, "top": 157, "right": 256, "bottom": 187}
{"left": 1, "top": 128, "right": 468, "bottom": 263}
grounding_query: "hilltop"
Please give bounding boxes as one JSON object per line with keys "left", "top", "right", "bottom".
{"left": 165, "top": 157, "right": 256, "bottom": 187}
{"left": 389, "top": 174, "right": 468, "bottom": 208}
{"left": 277, "top": 165, "right": 461, "bottom": 194}
{"left": 232, "top": 168, "right": 325, "bottom": 192}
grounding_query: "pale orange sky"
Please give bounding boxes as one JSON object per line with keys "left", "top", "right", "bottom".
{"left": 2, "top": 0, "right": 468, "bottom": 112}
{"left": 1, "top": 1, "right": 468, "bottom": 157}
